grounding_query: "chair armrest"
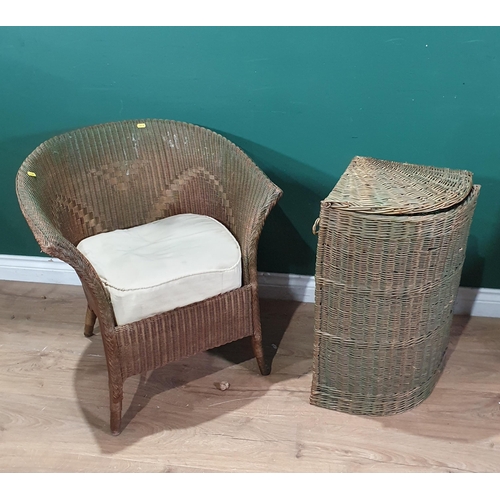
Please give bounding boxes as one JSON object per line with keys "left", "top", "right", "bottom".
{"left": 16, "top": 180, "right": 117, "bottom": 332}
{"left": 226, "top": 168, "right": 282, "bottom": 287}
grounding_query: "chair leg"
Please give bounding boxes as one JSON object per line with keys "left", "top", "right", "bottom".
{"left": 109, "top": 383, "right": 124, "bottom": 436}
{"left": 250, "top": 289, "right": 271, "bottom": 376}
{"left": 84, "top": 305, "right": 97, "bottom": 337}
{"left": 252, "top": 335, "right": 271, "bottom": 376}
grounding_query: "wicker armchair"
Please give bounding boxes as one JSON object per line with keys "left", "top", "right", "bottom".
{"left": 16, "top": 119, "right": 282, "bottom": 435}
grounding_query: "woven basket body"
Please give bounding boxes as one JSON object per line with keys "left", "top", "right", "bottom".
{"left": 310, "top": 156, "right": 480, "bottom": 416}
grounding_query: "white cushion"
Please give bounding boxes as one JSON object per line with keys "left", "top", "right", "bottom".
{"left": 77, "top": 214, "right": 242, "bottom": 326}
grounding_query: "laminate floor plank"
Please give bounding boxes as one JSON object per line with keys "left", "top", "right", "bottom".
{"left": 0, "top": 280, "right": 499, "bottom": 472}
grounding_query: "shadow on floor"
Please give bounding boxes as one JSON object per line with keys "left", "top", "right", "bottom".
{"left": 74, "top": 298, "right": 309, "bottom": 453}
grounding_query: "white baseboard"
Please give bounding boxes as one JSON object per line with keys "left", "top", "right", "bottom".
{"left": 1, "top": 254, "right": 499, "bottom": 318}
{"left": 257, "top": 272, "right": 316, "bottom": 303}
{"left": 0, "top": 254, "right": 81, "bottom": 286}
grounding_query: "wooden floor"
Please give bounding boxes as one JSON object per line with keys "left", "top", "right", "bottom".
{"left": 0, "top": 280, "right": 499, "bottom": 473}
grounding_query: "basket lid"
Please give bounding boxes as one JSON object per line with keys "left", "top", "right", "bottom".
{"left": 324, "top": 156, "right": 473, "bottom": 215}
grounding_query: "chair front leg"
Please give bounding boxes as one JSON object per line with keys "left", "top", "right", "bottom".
{"left": 251, "top": 334, "right": 271, "bottom": 376}
{"left": 109, "top": 379, "right": 124, "bottom": 436}
{"left": 250, "top": 288, "right": 271, "bottom": 376}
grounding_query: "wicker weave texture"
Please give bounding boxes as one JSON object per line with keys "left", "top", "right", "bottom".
{"left": 311, "top": 157, "right": 480, "bottom": 416}
{"left": 16, "top": 119, "right": 282, "bottom": 434}
{"left": 116, "top": 285, "right": 254, "bottom": 379}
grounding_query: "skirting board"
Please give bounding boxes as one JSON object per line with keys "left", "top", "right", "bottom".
{"left": 1, "top": 254, "right": 499, "bottom": 318}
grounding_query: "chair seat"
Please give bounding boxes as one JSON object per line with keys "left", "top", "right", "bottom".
{"left": 77, "top": 213, "right": 242, "bottom": 326}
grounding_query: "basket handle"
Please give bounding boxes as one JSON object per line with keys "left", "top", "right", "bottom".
{"left": 312, "top": 217, "right": 320, "bottom": 235}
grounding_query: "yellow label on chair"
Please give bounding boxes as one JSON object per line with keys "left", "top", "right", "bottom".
{"left": 27, "top": 171, "right": 37, "bottom": 177}
{"left": 136, "top": 123, "right": 146, "bottom": 128}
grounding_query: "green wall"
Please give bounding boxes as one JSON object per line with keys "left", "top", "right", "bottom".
{"left": 1, "top": 26, "right": 499, "bottom": 287}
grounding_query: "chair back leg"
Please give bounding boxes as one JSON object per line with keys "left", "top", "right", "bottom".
{"left": 84, "top": 305, "right": 97, "bottom": 337}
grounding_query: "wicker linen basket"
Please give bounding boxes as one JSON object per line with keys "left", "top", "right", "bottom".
{"left": 310, "top": 156, "right": 480, "bottom": 416}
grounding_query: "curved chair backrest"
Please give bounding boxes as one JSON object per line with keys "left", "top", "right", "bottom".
{"left": 16, "top": 119, "right": 277, "bottom": 250}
